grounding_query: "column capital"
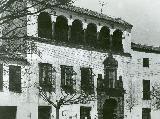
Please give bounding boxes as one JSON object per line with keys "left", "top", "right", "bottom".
{"left": 97, "top": 26, "right": 102, "bottom": 32}
{"left": 51, "top": 15, "right": 57, "bottom": 22}
{"left": 68, "top": 19, "right": 73, "bottom": 26}
{"left": 83, "top": 23, "right": 88, "bottom": 29}
{"left": 110, "top": 29, "right": 116, "bottom": 35}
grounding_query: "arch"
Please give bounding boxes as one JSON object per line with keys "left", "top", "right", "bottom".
{"left": 85, "top": 23, "right": 97, "bottom": 48}
{"left": 112, "top": 29, "right": 123, "bottom": 52}
{"left": 98, "top": 26, "right": 110, "bottom": 50}
{"left": 71, "top": 19, "right": 84, "bottom": 44}
{"left": 55, "top": 15, "right": 69, "bottom": 42}
{"left": 103, "top": 99, "right": 117, "bottom": 119}
{"left": 38, "top": 12, "right": 52, "bottom": 39}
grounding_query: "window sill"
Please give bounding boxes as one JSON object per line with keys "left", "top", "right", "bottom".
{"left": 142, "top": 98, "right": 151, "bottom": 100}
{"left": 9, "top": 91, "right": 22, "bottom": 93}
{"left": 0, "top": 90, "right": 3, "bottom": 92}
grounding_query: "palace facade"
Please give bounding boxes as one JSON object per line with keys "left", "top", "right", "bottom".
{"left": 0, "top": 1, "right": 160, "bottom": 119}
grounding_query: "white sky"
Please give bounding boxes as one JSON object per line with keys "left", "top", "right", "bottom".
{"left": 74, "top": 0, "right": 160, "bottom": 46}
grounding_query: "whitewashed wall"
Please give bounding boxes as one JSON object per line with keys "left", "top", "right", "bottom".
{"left": 124, "top": 50, "right": 160, "bottom": 119}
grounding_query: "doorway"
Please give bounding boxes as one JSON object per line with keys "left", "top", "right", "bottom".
{"left": 103, "top": 99, "right": 117, "bottom": 119}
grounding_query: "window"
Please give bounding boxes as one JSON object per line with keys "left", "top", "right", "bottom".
{"left": 80, "top": 106, "right": 91, "bottom": 119}
{"left": 108, "top": 70, "right": 116, "bottom": 88}
{"left": 55, "top": 16, "right": 69, "bottom": 42}
{"left": 39, "top": 63, "right": 54, "bottom": 92}
{"left": 112, "top": 29, "right": 123, "bottom": 52}
{"left": 0, "top": 106, "right": 17, "bottom": 119}
{"left": 61, "top": 65, "right": 75, "bottom": 93}
{"left": 142, "top": 108, "right": 151, "bottom": 119}
{"left": 105, "top": 68, "right": 117, "bottom": 88}
{"left": 143, "top": 58, "right": 149, "bottom": 67}
{"left": 97, "top": 74, "right": 104, "bottom": 90}
{"left": 81, "top": 68, "right": 94, "bottom": 94}
{"left": 38, "top": 12, "right": 52, "bottom": 39}
{"left": 38, "top": 106, "right": 51, "bottom": 119}
{"left": 143, "top": 80, "right": 150, "bottom": 100}
{"left": 103, "top": 53, "right": 118, "bottom": 89}
{"left": 0, "top": 64, "right": 3, "bottom": 91}
{"left": 9, "top": 65, "right": 21, "bottom": 93}
{"left": 85, "top": 23, "right": 97, "bottom": 48}
{"left": 71, "top": 19, "right": 84, "bottom": 44}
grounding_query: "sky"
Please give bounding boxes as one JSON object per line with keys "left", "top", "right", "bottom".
{"left": 74, "top": 0, "right": 160, "bottom": 46}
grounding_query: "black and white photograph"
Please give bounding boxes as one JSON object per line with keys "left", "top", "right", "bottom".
{"left": 0, "top": 0, "right": 160, "bottom": 119}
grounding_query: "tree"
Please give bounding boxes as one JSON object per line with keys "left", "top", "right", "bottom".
{"left": 126, "top": 79, "right": 138, "bottom": 113}
{"left": 0, "top": 0, "right": 73, "bottom": 26}
{"left": 151, "top": 84, "right": 160, "bottom": 110}
{"left": 0, "top": 0, "right": 74, "bottom": 58}
{"left": 36, "top": 82, "right": 96, "bottom": 119}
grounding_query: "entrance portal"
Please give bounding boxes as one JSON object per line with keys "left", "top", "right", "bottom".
{"left": 103, "top": 99, "right": 117, "bottom": 119}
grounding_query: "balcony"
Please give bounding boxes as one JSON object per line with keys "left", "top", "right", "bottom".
{"left": 104, "top": 88, "right": 125, "bottom": 97}
{"left": 97, "top": 77, "right": 125, "bottom": 97}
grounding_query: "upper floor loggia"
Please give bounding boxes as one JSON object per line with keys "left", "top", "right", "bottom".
{"left": 27, "top": 4, "right": 133, "bottom": 55}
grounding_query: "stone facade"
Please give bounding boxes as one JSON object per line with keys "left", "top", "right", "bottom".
{"left": 1, "top": 1, "right": 160, "bottom": 119}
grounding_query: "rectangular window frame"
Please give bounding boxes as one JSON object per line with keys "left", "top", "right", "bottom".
{"left": 143, "top": 80, "right": 150, "bottom": 100}
{"left": 143, "top": 58, "right": 149, "bottom": 68}
{"left": 60, "top": 65, "right": 74, "bottom": 93}
{"left": 142, "top": 108, "right": 151, "bottom": 119}
{"left": 39, "top": 63, "right": 54, "bottom": 92}
{"left": 81, "top": 67, "right": 94, "bottom": 94}
{"left": 9, "top": 65, "right": 21, "bottom": 93}
{"left": 0, "top": 106, "right": 17, "bottom": 119}
{"left": 38, "top": 106, "right": 51, "bottom": 119}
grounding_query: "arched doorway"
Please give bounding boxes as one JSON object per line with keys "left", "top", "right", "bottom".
{"left": 112, "top": 29, "right": 123, "bottom": 52}
{"left": 71, "top": 19, "right": 84, "bottom": 44}
{"left": 55, "top": 15, "right": 68, "bottom": 42}
{"left": 85, "top": 23, "right": 97, "bottom": 48}
{"left": 98, "top": 26, "right": 110, "bottom": 50}
{"left": 38, "top": 12, "right": 52, "bottom": 39}
{"left": 103, "top": 99, "right": 117, "bottom": 119}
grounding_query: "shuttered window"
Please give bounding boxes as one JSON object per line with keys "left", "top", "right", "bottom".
{"left": 61, "top": 65, "right": 74, "bottom": 93}
{"left": 38, "top": 106, "right": 51, "bottom": 119}
{"left": 9, "top": 65, "right": 21, "bottom": 93}
{"left": 81, "top": 68, "right": 94, "bottom": 94}
{"left": 143, "top": 80, "right": 150, "bottom": 100}
{"left": 39, "top": 63, "right": 53, "bottom": 92}
{"left": 142, "top": 108, "right": 151, "bottom": 119}
{"left": 0, "top": 64, "right": 3, "bottom": 91}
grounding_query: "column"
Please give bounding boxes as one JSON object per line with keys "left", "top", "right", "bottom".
{"left": 68, "top": 19, "right": 73, "bottom": 42}
{"left": 51, "top": 15, "right": 57, "bottom": 40}
{"left": 109, "top": 29, "right": 115, "bottom": 50}
{"left": 83, "top": 23, "right": 87, "bottom": 45}
{"left": 97, "top": 26, "right": 102, "bottom": 48}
